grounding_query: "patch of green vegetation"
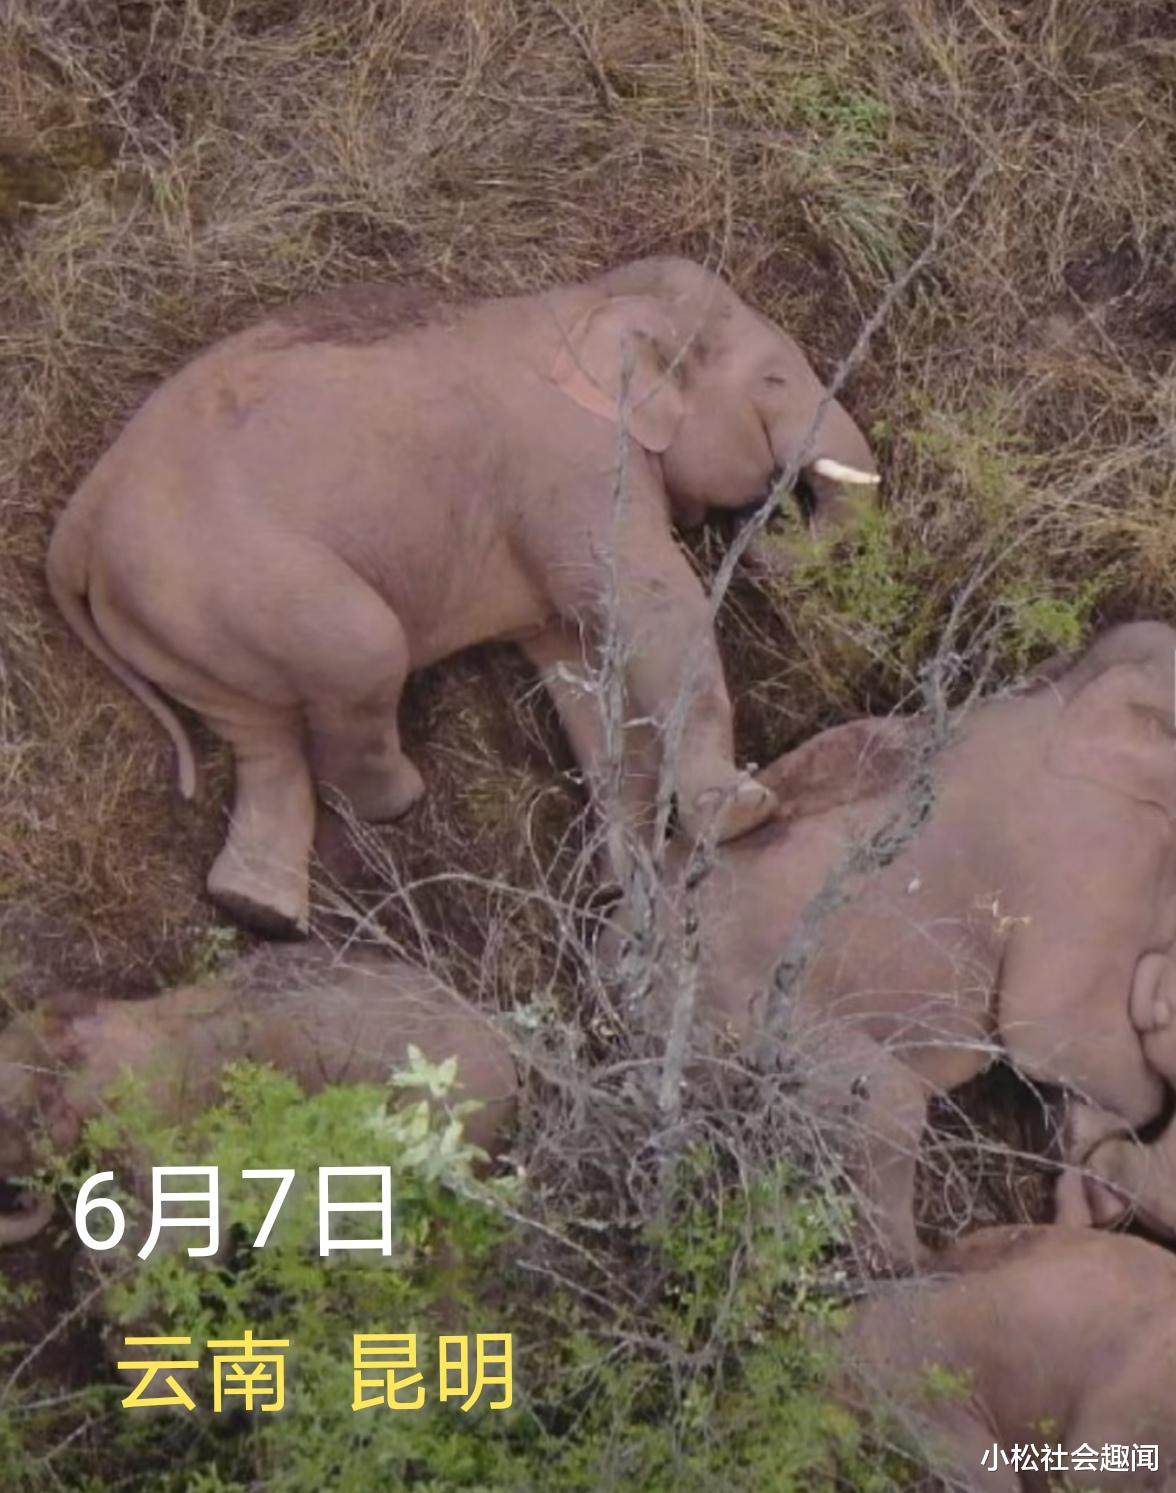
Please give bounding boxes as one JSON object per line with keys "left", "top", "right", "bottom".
{"left": 0, "top": 1066, "right": 916, "bottom": 1492}
{"left": 920, "top": 1361, "right": 972, "bottom": 1403}
{"left": 905, "top": 396, "right": 1041, "bottom": 525}
{"left": 996, "top": 578, "right": 1104, "bottom": 670}
{"left": 183, "top": 923, "right": 246, "bottom": 983}
{"left": 866, "top": 395, "right": 1106, "bottom": 676}
{"left": 787, "top": 78, "right": 890, "bottom": 155}
{"left": 775, "top": 506, "right": 920, "bottom": 659}
{"left": 774, "top": 68, "right": 901, "bottom": 273}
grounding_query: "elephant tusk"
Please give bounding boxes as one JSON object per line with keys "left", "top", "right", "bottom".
{"left": 0, "top": 1190, "right": 55, "bottom": 1246}
{"left": 811, "top": 458, "right": 881, "bottom": 485}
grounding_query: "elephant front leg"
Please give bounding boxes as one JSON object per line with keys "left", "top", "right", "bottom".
{"left": 591, "top": 538, "right": 779, "bottom": 845}
{"left": 522, "top": 623, "right": 661, "bottom": 887}
{"left": 794, "top": 1022, "right": 932, "bottom": 1271}
{"left": 206, "top": 721, "right": 316, "bottom": 938}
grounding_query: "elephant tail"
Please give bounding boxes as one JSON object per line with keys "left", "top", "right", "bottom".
{"left": 46, "top": 511, "right": 198, "bottom": 800}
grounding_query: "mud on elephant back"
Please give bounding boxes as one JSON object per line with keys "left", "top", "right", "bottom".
{"left": 44, "top": 256, "right": 879, "bottom": 939}
{"left": 626, "top": 621, "right": 1176, "bottom": 1269}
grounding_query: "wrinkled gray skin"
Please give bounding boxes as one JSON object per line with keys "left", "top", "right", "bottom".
{"left": 0, "top": 948, "right": 519, "bottom": 1245}
{"left": 631, "top": 622, "right": 1176, "bottom": 1267}
{"left": 46, "top": 256, "right": 878, "bottom": 937}
{"left": 845, "top": 1225, "right": 1176, "bottom": 1490}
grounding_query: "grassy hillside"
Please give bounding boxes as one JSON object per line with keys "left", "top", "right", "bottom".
{"left": 3, "top": 0, "right": 1174, "bottom": 992}
{"left": 0, "top": 1, "right": 1174, "bottom": 1487}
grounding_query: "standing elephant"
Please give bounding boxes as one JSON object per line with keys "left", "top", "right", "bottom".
{"left": 632, "top": 622, "right": 1176, "bottom": 1266}
{"left": 0, "top": 946, "right": 519, "bottom": 1246}
{"left": 45, "top": 256, "right": 879, "bottom": 936}
{"left": 844, "top": 1225, "right": 1176, "bottom": 1490}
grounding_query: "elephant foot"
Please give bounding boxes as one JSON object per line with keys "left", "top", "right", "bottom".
{"left": 680, "top": 774, "right": 780, "bottom": 844}
{"left": 326, "top": 755, "right": 425, "bottom": 824}
{"left": 206, "top": 852, "right": 309, "bottom": 940}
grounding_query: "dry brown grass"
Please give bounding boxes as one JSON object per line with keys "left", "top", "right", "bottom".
{"left": 0, "top": 12, "right": 1174, "bottom": 1476}
{"left": 1, "top": 0, "right": 1174, "bottom": 1024}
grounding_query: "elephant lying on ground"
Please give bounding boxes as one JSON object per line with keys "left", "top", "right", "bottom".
{"left": 46, "top": 256, "right": 879, "bottom": 937}
{"left": 629, "top": 622, "right": 1176, "bottom": 1266}
{"left": 844, "top": 1225, "right": 1176, "bottom": 1490}
{"left": 0, "top": 947, "right": 519, "bottom": 1245}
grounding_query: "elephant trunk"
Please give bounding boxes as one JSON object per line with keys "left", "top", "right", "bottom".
{"left": 0, "top": 1190, "right": 56, "bottom": 1246}
{"left": 789, "top": 396, "right": 880, "bottom": 536}
{"left": 745, "top": 398, "right": 879, "bottom": 585}
{"left": 1084, "top": 1116, "right": 1176, "bottom": 1240}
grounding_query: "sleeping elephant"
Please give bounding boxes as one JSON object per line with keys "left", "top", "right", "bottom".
{"left": 0, "top": 946, "right": 519, "bottom": 1246}
{"left": 625, "top": 621, "right": 1176, "bottom": 1266}
{"left": 844, "top": 1225, "right": 1176, "bottom": 1490}
{"left": 45, "top": 256, "right": 879, "bottom": 937}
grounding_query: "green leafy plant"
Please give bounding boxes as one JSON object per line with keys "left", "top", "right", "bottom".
{"left": 788, "top": 78, "right": 890, "bottom": 155}
{"left": 0, "top": 1067, "right": 912, "bottom": 1492}
{"left": 996, "top": 578, "right": 1104, "bottom": 669}
{"left": 184, "top": 925, "right": 246, "bottom": 984}
{"left": 769, "top": 505, "right": 919, "bottom": 657}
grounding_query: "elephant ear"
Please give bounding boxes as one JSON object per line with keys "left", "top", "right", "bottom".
{"left": 757, "top": 716, "right": 925, "bottom": 817}
{"left": 1048, "top": 660, "right": 1176, "bottom": 816}
{"left": 549, "top": 295, "right": 686, "bottom": 453}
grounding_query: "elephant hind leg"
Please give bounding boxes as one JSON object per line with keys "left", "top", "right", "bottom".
{"left": 204, "top": 562, "right": 420, "bottom": 930}
{"left": 305, "top": 689, "right": 423, "bottom": 825}
{"left": 223, "top": 557, "right": 425, "bottom": 824}
{"left": 296, "top": 598, "right": 422, "bottom": 825}
{"left": 205, "top": 715, "right": 316, "bottom": 938}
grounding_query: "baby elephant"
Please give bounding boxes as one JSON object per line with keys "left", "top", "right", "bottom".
{"left": 46, "top": 256, "right": 879, "bottom": 937}
{"left": 636, "top": 621, "right": 1176, "bottom": 1266}
{"left": 845, "top": 1226, "right": 1176, "bottom": 1490}
{"left": 0, "top": 947, "right": 519, "bottom": 1245}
